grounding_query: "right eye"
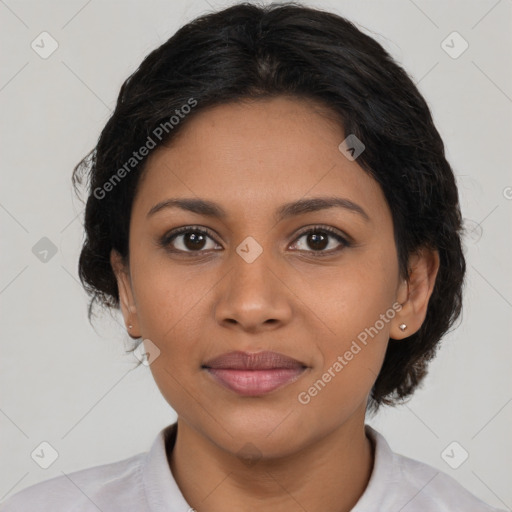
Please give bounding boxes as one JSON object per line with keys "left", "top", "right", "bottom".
{"left": 158, "top": 226, "right": 222, "bottom": 255}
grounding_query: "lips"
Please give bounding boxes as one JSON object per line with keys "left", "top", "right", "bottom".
{"left": 202, "top": 351, "right": 308, "bottom": 396}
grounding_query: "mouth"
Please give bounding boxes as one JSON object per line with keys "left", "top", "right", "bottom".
{"left": 202, "top": 351, "right": 308, "bottom": 396}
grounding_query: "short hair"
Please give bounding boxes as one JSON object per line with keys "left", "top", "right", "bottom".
{"left": 72, "top": 2, "right": 465, "bottom": 412}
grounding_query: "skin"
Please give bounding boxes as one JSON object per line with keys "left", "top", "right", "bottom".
{"left": 111, "top": 96, "right": 439, "bottom": 512}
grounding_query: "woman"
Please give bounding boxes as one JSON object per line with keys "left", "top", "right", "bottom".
{"left": 1, "top": 2, "right": 504, "bottom": 511}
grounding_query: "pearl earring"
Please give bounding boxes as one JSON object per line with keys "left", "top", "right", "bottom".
{"left": 128, "top": 324, "right": 133, "bottom": 329}
{"left": 399, "top": 323, "right": 407, "bottom": 332}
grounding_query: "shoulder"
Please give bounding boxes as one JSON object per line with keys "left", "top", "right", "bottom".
{"left": 0, "top": 452, "right": 146, "bottom": 512}
{"left": 361, "top": 426, "right": 506, "bottom": 512}
{"left": 394, "top": 450, "right": 503, "bottom": 511}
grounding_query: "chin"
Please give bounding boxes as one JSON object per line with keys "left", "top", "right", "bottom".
{"left": 207, "top": 409, "right": 309, "bottom": 457}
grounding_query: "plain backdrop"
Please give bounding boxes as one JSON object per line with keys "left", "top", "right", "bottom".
{"left": 1, "top": 0, "right": 511, "bottom": 509}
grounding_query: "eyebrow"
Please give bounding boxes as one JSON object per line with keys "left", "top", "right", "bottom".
{"left": 147, "top": 196, "right": 370, "bottom": 222}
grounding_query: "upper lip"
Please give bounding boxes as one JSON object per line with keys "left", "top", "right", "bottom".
{"left": 202, "top": 351, "right": 307, "bottom": 370}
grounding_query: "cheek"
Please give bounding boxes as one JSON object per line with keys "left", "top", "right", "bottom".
{"left": 131, "top": 252, "right": 211, "bottom": 332}
{"left": 131, "top": 263, "right": 210, "bottom": 411}
{"left": 306, "top": 250, "right": 398, "bottom": 334}
{"left": 302, "top": 252, "right": 398, "bottom": 388}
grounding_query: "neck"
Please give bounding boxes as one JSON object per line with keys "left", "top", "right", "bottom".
{"left": 167, "top": 412, "right": 374, "bottom": 512}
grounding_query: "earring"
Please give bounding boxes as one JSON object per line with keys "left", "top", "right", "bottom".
{"left": 128, "top": 324, "right": 133, "bottom": 330}
{"left": 399, "top": 323, "right": 407, "bottom": 332}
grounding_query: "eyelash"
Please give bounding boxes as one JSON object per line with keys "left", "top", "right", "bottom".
{"left": 158, "top": 225, "right": 351, "bottom": 257}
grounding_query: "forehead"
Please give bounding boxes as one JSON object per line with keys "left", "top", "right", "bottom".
{"left": 133, "top": 97, "right": 389, "bottom": 224}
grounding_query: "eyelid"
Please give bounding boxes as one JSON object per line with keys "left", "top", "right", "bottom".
{"left": 292, "top": 224, "right": 352, "bottom": 243}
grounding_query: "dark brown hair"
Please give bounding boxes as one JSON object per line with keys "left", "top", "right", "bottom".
{"left": 73, "top": 2, "right": 465, "bottom": 412}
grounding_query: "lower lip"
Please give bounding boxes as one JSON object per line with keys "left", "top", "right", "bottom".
{"left": 205, "top": 368, "right": 306, "bottom": 396}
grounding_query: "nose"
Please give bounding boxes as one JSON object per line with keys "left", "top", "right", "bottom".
{"left": 214, "top": 248, "right": 293, "bottom": 333}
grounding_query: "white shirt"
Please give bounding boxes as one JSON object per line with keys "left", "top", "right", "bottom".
{"left": 0, "top": 423, "right": 504, "bottom": 511}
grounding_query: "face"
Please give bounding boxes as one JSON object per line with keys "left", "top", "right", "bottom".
{"left": 112, "top": 96, "right": 437, "bottom": 457}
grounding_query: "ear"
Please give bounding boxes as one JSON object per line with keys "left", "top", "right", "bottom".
{"left": 390, "top": 247, "right": 440, "bottom": 339}
{"left": 110, "top": 250, "right": 140, "bottom": 338}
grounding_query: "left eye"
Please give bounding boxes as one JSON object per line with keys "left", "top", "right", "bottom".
{"left": 291, "top": 227, "right": 349, "bottom": 254}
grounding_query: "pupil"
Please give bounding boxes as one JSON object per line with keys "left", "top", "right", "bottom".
{"left": 185, "top": 232, "right": 206, "bottom": 250}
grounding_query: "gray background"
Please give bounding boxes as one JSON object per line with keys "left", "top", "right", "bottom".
{"left": 1, "top": 0, "right": 511, "bottom": 509}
